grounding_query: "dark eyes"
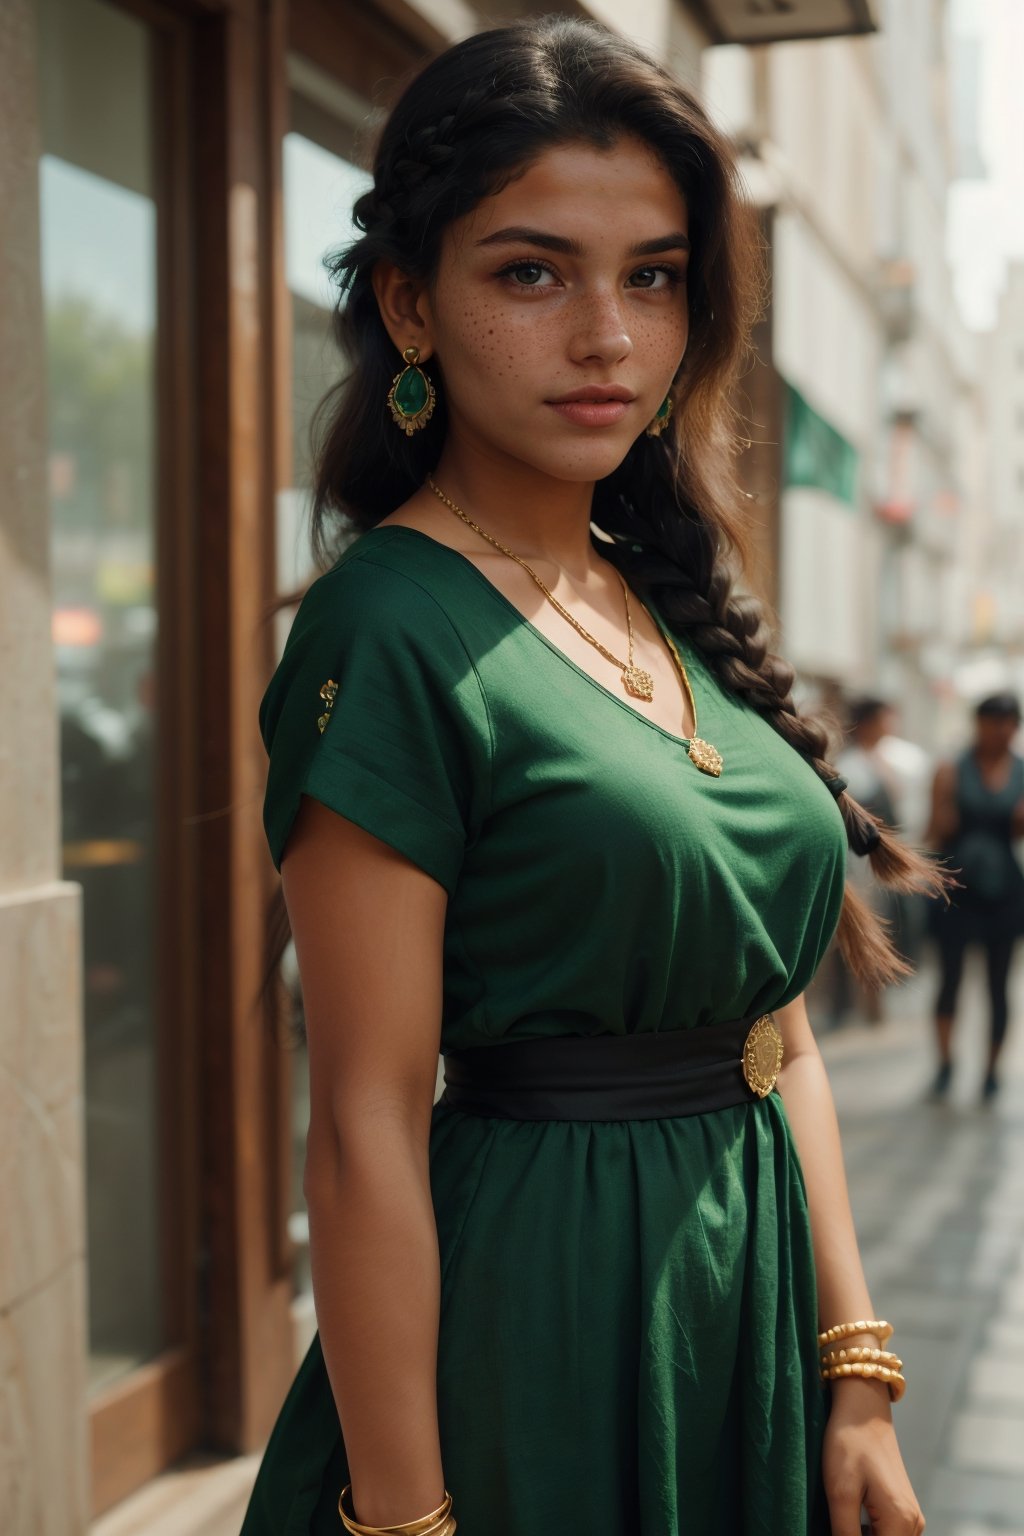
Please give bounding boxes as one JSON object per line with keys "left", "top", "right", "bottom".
{"left": 496, "top": 258, "right": 684, "bottom": 291}
{"left": 500, "top": 260, "right": 553, "bottom": 288}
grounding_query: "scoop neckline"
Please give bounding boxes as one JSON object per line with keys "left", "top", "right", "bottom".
{"left": 357, "top": 522, "right": 706, "bottom": 752}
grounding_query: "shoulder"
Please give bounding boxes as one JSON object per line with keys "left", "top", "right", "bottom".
{"left": 272, "top": 532, "right": 480, "bottom": 701}
{"left": 290, "top": 529, "right": 470, "bottom": 646}
{"left": 931, "top": 755, "right": 969, "bottom": 808}
{"left": 258, "top": 532, "right": 493, "bottom": 879}
{"left": 260, "top": 532, "right": 486, "bottom": 755}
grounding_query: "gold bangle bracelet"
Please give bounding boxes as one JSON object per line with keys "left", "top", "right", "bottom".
{"left": 821, "top": 1360, "right": 906, "bottom": 1403}
{"left": 817, "top": 1319, "right": 894, "bottom": 1348}
{"left": 821, "top": 1346, "right": 903, "bottom": 1371}
{"left": 822, "top": 1360, "right": 905, "bottom": 1387}
{"left": 338, "top": 1485, "right": 454, "bottom": 1536}
{"left": 338, "top": 1499, "right": 455, "bottom": 1536}
{"left": 822, "top": 1366, "right": 906, "bottom": 1404}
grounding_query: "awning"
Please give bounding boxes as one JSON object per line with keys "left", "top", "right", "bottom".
{"left": 782, "top": 380, "right": 859, "bottom": 506}
{"left": 697, "top": 0, "right": 878, "bottom": 45}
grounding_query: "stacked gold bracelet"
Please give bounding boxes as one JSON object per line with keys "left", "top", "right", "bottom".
{"left": 338, "top": 1485, "right": 456, "bottom": 1536}
{"left": 817, "top": 1320, "right": 906, "bottom": 1402}
{"left": 818, "top": 1318, "right": 894, "bottom": 1347}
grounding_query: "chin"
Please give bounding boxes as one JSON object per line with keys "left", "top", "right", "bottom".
{"left": 514, "top": 435, "right": 637, "bottom": 485}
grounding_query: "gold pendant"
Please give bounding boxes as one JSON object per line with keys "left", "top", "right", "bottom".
{"left": 742, "top": 1013, "right": 784, "bottom": 1097}
{"left": 688, "top": 736, "right": 723, "bottom": 776}
{"left": 623, "top": 664, "right": 654, "bottom": 700}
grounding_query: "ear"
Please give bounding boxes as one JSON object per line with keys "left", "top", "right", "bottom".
{"left": 371, "top": 260, "right": 436, "bottom": 364}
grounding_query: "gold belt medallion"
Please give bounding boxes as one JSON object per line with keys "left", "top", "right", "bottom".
{"left": 742, "top": 1013, "right": 784, "bottom": 1097}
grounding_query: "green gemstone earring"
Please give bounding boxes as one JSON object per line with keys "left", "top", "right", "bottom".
{"left": 387, "top": 346, "right": 437, "bottom": 435}
{"left": 645, "top": 393, "right": 674, "bottom": 438}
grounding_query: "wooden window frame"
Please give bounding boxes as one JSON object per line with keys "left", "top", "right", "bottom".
{"left": 85, "top": 0, "right": 201, "bottom": 1512}
{"left": 87, "top": 0, "right": 429, "bottom": 1513}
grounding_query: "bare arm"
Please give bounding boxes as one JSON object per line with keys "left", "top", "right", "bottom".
{"left": 282, "top": 795, "right": 449, "bottom": 1528}
{"left": 775, "top": 994, "right": 878, "bottom": 1346}
{"left": 774, "top": 993, "right": 924, "bottom": 1536}
{"left": 923, "top": 760, "right": 958, "bottom": 850}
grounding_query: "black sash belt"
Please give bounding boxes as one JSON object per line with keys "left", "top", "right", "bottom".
{"left": 440, "top": 1011, "right": 783, "bottom": 1123}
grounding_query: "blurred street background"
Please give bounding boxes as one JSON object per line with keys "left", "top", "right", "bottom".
{"left": 826, "top": 961, "right": 1024, "bottom": 1536}
{"left": 3, "top": 0, "right": 1024, "bottom": 1533}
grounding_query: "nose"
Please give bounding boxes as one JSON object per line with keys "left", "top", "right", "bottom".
{"left": 566, "top": 287, "right": 634, "bottom": 367}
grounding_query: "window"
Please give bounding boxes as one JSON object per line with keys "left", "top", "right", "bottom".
{"left": 38, "top": 0, "right": 200, "bottom": 1510}
{"left": 40, "top": 0, "right": 162, "bottom": 1397}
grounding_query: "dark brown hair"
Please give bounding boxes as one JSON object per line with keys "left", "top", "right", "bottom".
{"left": 263, "top": 14, "right": 955, "bottom": 1015}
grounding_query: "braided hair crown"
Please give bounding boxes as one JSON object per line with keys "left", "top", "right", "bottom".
{"left": 310, "top": 14, "right": 958, "bottom": 990}
{"left": 349, "top": 61, "right": 549, "bottom": 262}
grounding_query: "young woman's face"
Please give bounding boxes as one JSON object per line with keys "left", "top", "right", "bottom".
{"left": 424, "top": 135, "right": 691, "bottom": 483}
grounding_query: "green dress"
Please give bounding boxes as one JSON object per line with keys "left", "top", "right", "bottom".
{"left": 242, "top": 525, "right": 848, "bottom": 1536}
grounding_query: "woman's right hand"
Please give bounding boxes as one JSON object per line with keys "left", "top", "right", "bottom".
{"left": 823, "top": 1379, "right": 925, "bottom": 1536}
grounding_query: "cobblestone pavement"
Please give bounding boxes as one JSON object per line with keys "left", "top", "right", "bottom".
{"left": 821, "top": 953, "right": 1024, "bottom": 1536}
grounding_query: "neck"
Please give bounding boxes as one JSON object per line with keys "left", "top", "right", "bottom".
{"left": 428, "top": 440, "right": 600, "bottom": 579}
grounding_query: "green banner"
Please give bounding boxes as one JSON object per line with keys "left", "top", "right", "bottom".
{"left": 782, "top": 381, "right": 859, "bottom": 506}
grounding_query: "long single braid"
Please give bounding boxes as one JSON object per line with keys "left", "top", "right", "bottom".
{"left": 594, "top": 438, "right": 959, "bottom": 985}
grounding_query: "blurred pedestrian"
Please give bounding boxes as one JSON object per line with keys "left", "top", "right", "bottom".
{"left": 875, "top": 728, "right": 934, "bottom": 969}
{"left": 838, "top": 696, "right": 900, "bottom": 831}
{"left": 832, "top": 696, "right": 901, "bottom": 1023}
{"left": 925, "top": 692, "right": 1024, "bottom": 1100}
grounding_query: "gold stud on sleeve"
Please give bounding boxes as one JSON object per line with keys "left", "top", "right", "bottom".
{"left": 317, "top": 679, "right": 338, "bottom": 735}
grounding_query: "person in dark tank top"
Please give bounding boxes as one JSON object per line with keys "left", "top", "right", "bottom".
{"left": 925, "top": 692, "right": 1024, "bottom": 1100}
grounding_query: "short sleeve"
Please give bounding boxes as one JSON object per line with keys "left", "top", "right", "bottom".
{"left": 258, "top": 552, "right": 492, "bottom": 893}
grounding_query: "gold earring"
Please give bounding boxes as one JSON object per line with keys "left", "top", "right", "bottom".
{"left": 645, "top": 393, "right": 674, "bottom": 437}
{"left": 387, "top": 346, "right": 437, "bottom": 435}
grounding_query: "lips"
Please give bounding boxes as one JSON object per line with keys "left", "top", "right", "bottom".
{"left": 548, "top": 385, "right": 636, "bottom": 404}
{"left": 546, "top": 386, "right": 635, "bottom": 428}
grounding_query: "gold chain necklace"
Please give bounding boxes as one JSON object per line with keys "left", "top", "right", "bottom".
{"left": 426, "top": 477, "right": 723, "bottom": 777}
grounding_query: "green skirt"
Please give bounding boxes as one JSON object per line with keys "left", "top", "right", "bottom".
{"left": 240, "top": 1094, "right": 832, "bottom": 1535}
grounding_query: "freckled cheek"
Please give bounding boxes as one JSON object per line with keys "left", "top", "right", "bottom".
{"left": 435, "top": 302, "right": 560, "bottom": 406}
{"left": 632, "top": 307, "right": 689, "bottom": 371}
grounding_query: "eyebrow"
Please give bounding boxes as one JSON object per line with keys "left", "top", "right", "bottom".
{"left": 475, "top": 226, "right": 691, "bottom": 257}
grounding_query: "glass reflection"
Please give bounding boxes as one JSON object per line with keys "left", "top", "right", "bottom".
{"left": 38, "top": 0, "right": 160, "bottom": 1391}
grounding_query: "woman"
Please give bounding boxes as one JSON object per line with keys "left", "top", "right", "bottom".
{"left": 243, "top": 18, "right": 950, "bottom": 1536}
{"left": 925, "top": 692, "right": 1024, "bottom": 1101}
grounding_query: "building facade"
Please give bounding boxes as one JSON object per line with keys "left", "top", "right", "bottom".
{"left": 704, "top": 0, "right": 984, "bottom": 755}
{"left": 1, "top": 2, "right": 901, "bottom": 1532}
{"left": 972, "top": 262, "right": 1024, "bottom": 700}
